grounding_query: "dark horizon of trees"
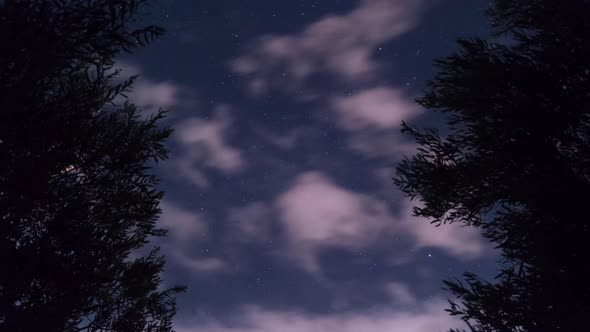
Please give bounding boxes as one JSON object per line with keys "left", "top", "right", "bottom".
{"left": 0, "top": 1, "right": 184, "bottom": 331}
{"left": 395, "top": 0, "right": 590, "bottom": 331}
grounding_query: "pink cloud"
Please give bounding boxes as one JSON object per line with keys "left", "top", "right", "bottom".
{"left": 276, "top": 171, "right": 392, "bottom": 274}
{"left": 385, "top": 282, "right": 417, "bottom": 306}
{"left": 172, "top": 252, "right": 227, "bottom": 273}
{"left": 332, "top": 87, "right": 422, "bottom": 130}
{"left": 113, "top": 61, "right": 192, "bottom": 114}
{"left": 175, "top": 299, "right": 464, "bottom": 332}
{"left": 175, "top": 105, "right": 245, "bottom": 174}
{"left": 157, "top": 201, "right": 227, "bottom": 274}
{"left": 396, "top": 202, "right": 488, "bottom": 259}
{"left": 275, "top": 171, "right": 486, "bottom": 275}
{"left": 328, "top": 87, "right": 423, "bottom": 158}
{"left": 131, "top": 81, "right": 180, "bottom": 109}
{"left": 112, "top": 64, "right": 242, "bottom": 189}
{"left": 159, "top": 201, "right": 208, "bottom": 241}
{"left": 231, "top": 0, "right": 425, "bottom": 95}
{"left": 231, "top": 1, "right": 429, "bottom": 160}
{"left": 157, "top": 202, "right": 228, "bottom": 274}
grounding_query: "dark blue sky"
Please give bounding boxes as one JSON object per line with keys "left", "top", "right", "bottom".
{"left": 121, "top": 1, "right": 497, "bottom": 330}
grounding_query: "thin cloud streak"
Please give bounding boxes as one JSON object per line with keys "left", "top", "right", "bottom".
{"left": 175, "top": 298, "right": 463, "bottom": 332}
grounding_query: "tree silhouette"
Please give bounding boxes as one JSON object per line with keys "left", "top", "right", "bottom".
{"left": 0, "top": 1, "right": 184, "bottom": 331}
{"left": 395, "top": 1, "right": 590, "bottom": 331}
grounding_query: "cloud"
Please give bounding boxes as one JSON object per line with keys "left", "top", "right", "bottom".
{"left": 276, "top": 171, "right": 392, "bottom": 274}
{"left": 397, "top": 203, "right": 487, "bottom": 259}
{"left": 176, "top": 105, "right": 244, "bottom": 173}
{"left": 275, "top": 171, "right": 486, "bottom": 275}
{"left": 166, "top": 105, "right": 245, "bottom": 188}
{"left": 159, "top": 201, "right": 208, "bottom": 241}
{"left": 172, "top": 252, "right": 227, "bottom": 273}
{"left": 172, "top": 160, "right": 211, "bottom": 188}
{"left": 329, "top": 86, "right": 423, "bottom": 158}
{"left": 131, "top": 81, "right": 181, "bottom": 110}
{"left": 231, "top": 0, "right": 429, "bottom": 159}
{"left": 114, "top": 61, "right": 192, "bottom": 114}
{"left": 157, "top": 202, "right": 226, "bottom": 273}
{"left": 175, "top": 299, "right": 464, "bottom": 332}
{"left": 227, "top": 202, "right": 273, "bottom": 243}
{"left": 332, "top": 87, "right": 422, "bottom": 131}
{"left": 113, "top": 64, "right": 243, "bottom": 189}
{"left": 385, "top": 282, "right": 417, "bottom": 306}
{"left": 231, "top": 0, "right": 425, "bottom": 95}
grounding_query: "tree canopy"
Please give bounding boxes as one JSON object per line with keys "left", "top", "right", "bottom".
{"left": 0, "top": 1, "right": 184, "bottom": 331}
{"left": 395, "top": 0, "right": 590, "bottom": 331}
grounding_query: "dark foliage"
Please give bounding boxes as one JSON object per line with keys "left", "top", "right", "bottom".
{"left": 395, "top": 1, "right": 590, "bottom": 331}
{"left": 0, "top": 1, "right": 184, "bottom": 331}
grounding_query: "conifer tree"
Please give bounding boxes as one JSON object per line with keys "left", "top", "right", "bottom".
{"left": 0, "top": 1, "right": 184, "bottom": 331}
{"left": 396, "top": 1, "right": 590, "bottom": 330}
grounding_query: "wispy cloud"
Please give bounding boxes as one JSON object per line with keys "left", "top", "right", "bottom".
{"left": 331, "top": 87, "right": 421, "bottom": 131}
{"left": 114, "top": 61, "right": 194, "bottom": 114}
{"left": 231, "top": 0, "right": 425, "bottom": 96}
{"left": 275, "top": 171, "right": 486, "bottom": 275}
{"left": 172, "top": 252, "right": 228, "bottom": 274}
{"left": 276, "top": 171, "right": 392, "bottom": 274}
{"left": 331, "top": 86, "right": 423, "bottom": 158}
{"left": 396, "top": 202, "right": 487, "bottom": 259}
{"left": 157, "top": 202, "right": 226, "bottom": 273}
{"left": 176, "top": 298, "right": 463, "bottom": 332}
{"left": 232, "top": 0, "right": 427, "bottom": 158}
{"left": 176, "top": 105, "right": 245, "bottom": 173}
{"left": 114, "top": 63, "right": 246, "bottom": 189}
{"left": 226, "top": 202, "right": 273, "bottom": 243}
{"left": 384, "top": 282, "right": 417, "bottom": 306}
{"left": 166, "top": 104, "right": 246, "bottom": 189}
{"left": 159, "top": 201, "right": 208, "bottom": 242}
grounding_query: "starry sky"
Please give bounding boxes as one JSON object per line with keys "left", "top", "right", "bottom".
{"left": 120, "top": 1, "right": 498, "bottom": 330}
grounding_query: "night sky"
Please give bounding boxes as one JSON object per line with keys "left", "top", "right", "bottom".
{"left": 120, "top": 1, "right": 498, "bottom": 330}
